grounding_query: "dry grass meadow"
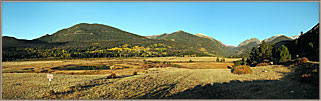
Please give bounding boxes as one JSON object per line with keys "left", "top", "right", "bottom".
{"left": 2, "top": 57, "right": 319, "bottom": 99}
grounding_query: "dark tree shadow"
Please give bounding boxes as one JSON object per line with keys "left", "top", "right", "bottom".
{"left": 163, "top": 72, "right": 319, "bottom": 99}
{"left": 131, "top": 73, "right": 193, "bottom": 99}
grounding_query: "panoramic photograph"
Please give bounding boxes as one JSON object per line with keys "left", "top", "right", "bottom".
{"left": 1, "top": 2, "right": 319, "bottom": 99}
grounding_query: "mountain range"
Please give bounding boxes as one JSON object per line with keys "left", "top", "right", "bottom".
{"left": 2, "top": 23, "right": 317, "bottom": 58}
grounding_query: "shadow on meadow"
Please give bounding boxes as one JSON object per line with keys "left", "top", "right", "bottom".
{"left": 162, "top": 63, "right": 319, "bottom": 99}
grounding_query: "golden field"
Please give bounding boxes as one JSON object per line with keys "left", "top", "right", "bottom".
{"left": 2, "top": 57, "right": 318, "bottom": 99}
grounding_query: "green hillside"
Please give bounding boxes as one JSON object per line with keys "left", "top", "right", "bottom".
{"left": 37, "top": 23, "right": 147, "bottom": 42}
{"left": 2, "top": 23, "right": 231, "bottom": 61}
{"left": 155, "top": 30, "right": 234, "bottom": 57}
{"left": 268, "top": 35, "right": 293, "bottom": 45}
{"left": 36, "top": 23, "right": 154, "bottom": 48}
{"left": 2, "top": 36, "right": 64, "bottom": 48}
{"left": 235, "top": 42, "right": 260, "bottom": 58}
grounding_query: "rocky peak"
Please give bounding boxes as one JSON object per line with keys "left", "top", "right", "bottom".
{"left": 177, "top": 30, "right": 184, "bottom": 32}
{"left": 238, "top": 38, "right": 261, "bottom": 47}
{"left": 195, "top": 33, "right": 214, "bottom": 40}
{"left": 262, "top": 34, "right": 291, "bottom": 43}
{"left": 290, "top": 35, "right": 300, "bottom": 39}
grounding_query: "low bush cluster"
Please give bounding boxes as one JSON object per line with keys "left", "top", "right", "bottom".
{"left": 132, "top": 71, "right": 138, "bottom": 75}
{"left": 256, "top": 63, "right": 269, "bottom": 66}
{"left": 141, "top": 61, "right": 181, "bottom": 68}
{"left": 107, "top": 73, "right": 116, "bottom": 79}
{"left": 233, "top": 60, "right": 246, "bottom": 67}
{"left": 296, "top": 57, "right": 309, "bottom": 65}
{"left": 144, "top": 60, "right": 160, "bottom": 64}
{"left": 232, "top": 65, "right": 252, "bottom": 75}
{"left": 141, "top": 63, "right": 167, "bottom": 68}
{"left": 51, "top": 65, "right": 110, "bottom": 70}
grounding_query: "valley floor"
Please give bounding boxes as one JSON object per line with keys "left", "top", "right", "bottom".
{"left": 1, "top": 57, "right": 319, "bottom": 99}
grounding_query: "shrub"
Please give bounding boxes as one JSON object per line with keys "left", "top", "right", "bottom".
{"left": 233, "top": 60, "right": 245, "bottom": 67}
{"left": 107, "top": 73, "right": 116, "bottom": 79}
{"left": 141, "top": 64, "right": 153, "bottom": 68}
{"left": 232, "top": 65, "right": 252, "bottom": 75}
{"left": 227, "top": 65, "right": 233, "bottom": 69}
{"left": 301, "top": 57, "right": 309, "bottom": 63}
{"left": 111, "top": 73, "right": 116, "bottom": 78}
{"left": 256, "top": 63, "right": 269, "bottom": 66}
{"left": 189, "top": 59, "right": 193, "bottom": 62}
{"left": 162, "top": 61, "right": 167, "bottom": 64}
{"left": 132, "top": 71, "right": 138, "bottom": 75}
{"left": 296, "top": 57, "right": 309, "bottom": 65}
{"left": 164, "top": 61, "right": 171, "bottom": 65}
{"left": 173, "top": 64, "right": 180, "bottom": 67}
{"left": 109, "top": 65, "right": 115, "bottom": 70}
{"left": 153, "top": 61, "right": 160, "bottom": 63}
{"left": 48, "top": 90, "right": 55, "bottom": 96}
{"left": 40, "top": 70, "right": 49, "bottom": 73}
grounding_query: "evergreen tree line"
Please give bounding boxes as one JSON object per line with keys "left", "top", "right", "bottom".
{"left": 2, "top": 44, "right": 211, "bottom": 61}
{"left": 245, "top": 25, "right": 319, "bottom": 66}
{"left": 246, "top": 41, "right": 291, "bottom": 66}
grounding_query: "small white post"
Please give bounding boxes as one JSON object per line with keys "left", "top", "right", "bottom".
{"left": 47, "top": 74, "right": 54, "bottom": 86}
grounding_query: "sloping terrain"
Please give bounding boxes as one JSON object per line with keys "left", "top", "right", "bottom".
{"left": 284, "top": 23, "right": 319, "bottom": 61}
{"left": 234, "top": 34, "right": 298, "bottom": 58}
{"left": 234, "top": 38, "right": 261, "bottom": 57}
{"left": 2, "top": 36, "right": 63, "bottom": 48}
{"left": 267, "top": 35, "right": 293, "bottom": 45}
{"left": 35, "top": 23, "right": 154, "bottom": 48}
{"left": 37, "top": 23, "right": 147, "bottom": 43}
{"left": 153, "top": 31, "right": 235, "bottom": 57}
{"left": 3, "top": 23, "right": 235, "bottom": 57}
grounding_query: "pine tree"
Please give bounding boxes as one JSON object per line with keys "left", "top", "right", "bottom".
{"left": 248, "top": 41, "right": 273, "bottom": 66}
{"left": 216, "top": 57, "right": 220, "bottom": 62}
{"left": 275, "top": 45, "right": 291, "bottom": 63}
{"left": 258, "top": 41, "right": 272, "bottom": 60}
{"left": 222, "top": 57, "right": 225, "bottom": 62}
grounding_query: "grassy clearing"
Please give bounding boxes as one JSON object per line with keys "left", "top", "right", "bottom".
{"left": 2, "top": 59, "right": 144, "bottom": 75}
{"left": 2, "top": 57, "right": 238, "bottom": 74}
{"left": 2, "top": 73, "right": 108, "bottom": 99}
{"left": 3, "top": 65, "right": 310, "bottom": 99}
{"left": 2, "top": 57, "right": 318, "bottom": 99}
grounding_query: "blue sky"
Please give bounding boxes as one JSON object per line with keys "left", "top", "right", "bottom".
{"left": 3, "top": 2, "right": 319, "bottom": 46}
